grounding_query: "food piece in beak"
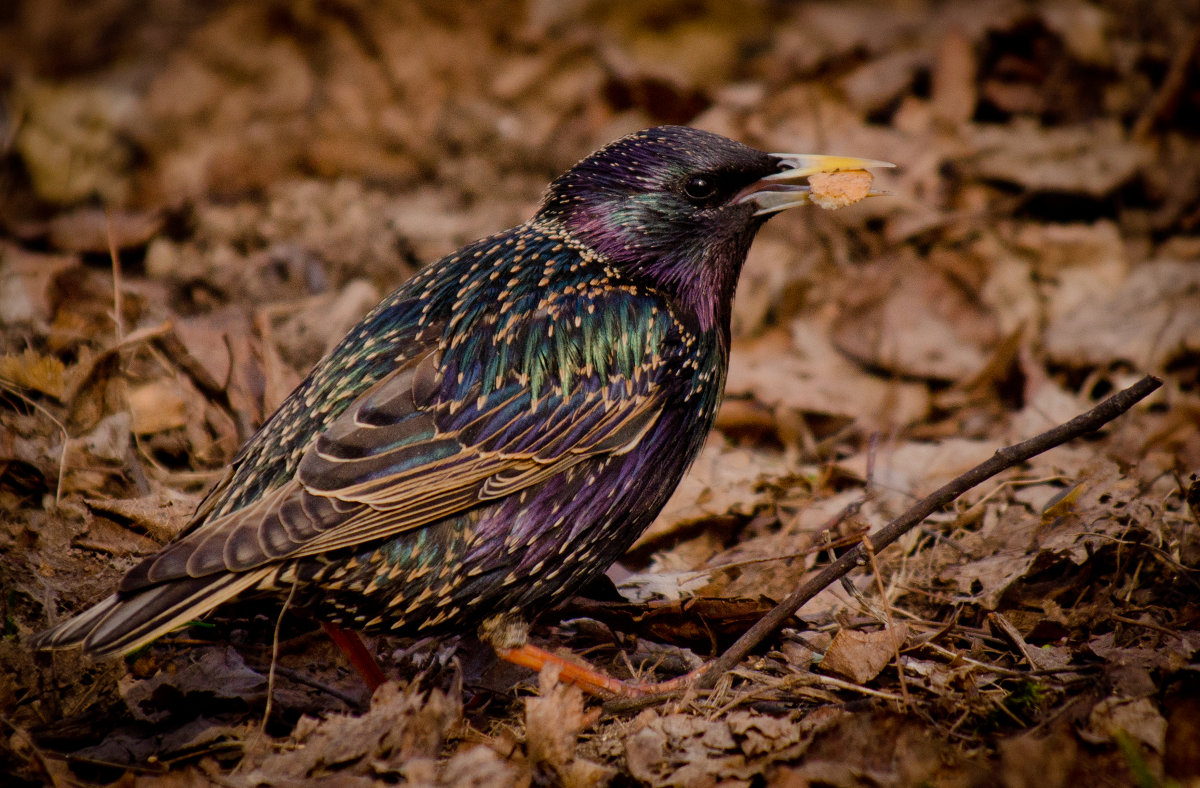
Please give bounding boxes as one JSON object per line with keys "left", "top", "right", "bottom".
{"left": 808, "top": 170, "right": 875, "bottom": 210}
{"left": 738, "top": 153, "right": 895, "bottom": 216}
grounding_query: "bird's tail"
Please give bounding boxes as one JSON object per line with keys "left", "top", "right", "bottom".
{"left": 31, "top": 568, "right": 273, "bottom": 658}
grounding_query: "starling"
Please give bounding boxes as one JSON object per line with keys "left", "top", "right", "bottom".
{"left": 34, "top": 126, "right": 890, "bottom": 693}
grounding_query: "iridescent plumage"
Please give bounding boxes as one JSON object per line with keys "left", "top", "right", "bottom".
{"left": 34, "top": 126, "right": 889, "bottom": 660}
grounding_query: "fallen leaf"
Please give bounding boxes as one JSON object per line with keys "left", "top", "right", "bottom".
{"left": 240, "top": 680, "right": 460, "bottom": 783}
{"left": 438, "top": 745, "right": 529, "bottom": 788}
{"left": 727, "top": 323, "right": 930, "bottom": 430}
{"left": 0, "top": 349, "right": 67, "bottom": 399}
{"left": 639, "top": 436, "right": 785, "bottom": 545}
{"left": 128, "top": 378, "right": 189, "bottom": 434}
{"left": 45, "top": 207, "right": 162, "bottom": 253}
{"left": 1044, "top": 259, "right": 1200, "bottom": 370}
{"left": 525, "top": 667, "right": 612, "bottom": 788}
{"left": 820, "top": 625, "right": 908, "bottom": 684}
{"left": 85, "top": 487, "right": 201, "bottom": 543}
{"left": 1084, "top": 697, "right": 1167, "bottom": 753}
{"left": 0, "top": 245, "right": 79, "bottom": 326}
{"left": 832, "top": 255, "right": 996, "bottom": 381}
{"left": 118, "top": 648, "right": 267, "bottom": 724}
{"left": 966, "top": 119, "right": 1151, "bottom": 196}
{"left": 998, "top": 725, "right": 1079, "bottom": 788}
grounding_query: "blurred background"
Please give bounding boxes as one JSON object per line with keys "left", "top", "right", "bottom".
{"left": 2, "top": 0, "right": 1199, "bottom": 783}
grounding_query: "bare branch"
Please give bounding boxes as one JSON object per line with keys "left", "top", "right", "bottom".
{"left": 695, "top": 374, "right": 1163, "bottom": 689}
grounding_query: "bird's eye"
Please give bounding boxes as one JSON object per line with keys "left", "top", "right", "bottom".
{"left": 683, "top": 175, "right": 718, "bottom": 202}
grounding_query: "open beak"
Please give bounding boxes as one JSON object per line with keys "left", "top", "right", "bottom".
{"left": 737, "top": 154, "right": 896, "bottom": 216}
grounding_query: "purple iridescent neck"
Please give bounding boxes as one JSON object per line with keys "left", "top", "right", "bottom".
{"left": 545, "top": 200, "right": 762, "bottom": 339}
{"left": 533, "top": 127, "right": 780, "bottom": 336}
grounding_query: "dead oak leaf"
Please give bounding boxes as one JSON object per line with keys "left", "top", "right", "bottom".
{"left": 820, "top": 624, "right": 909, "bottom": 684}
{"left": 0, "top": 349, "right": 68, "bottom": 399}
{"left": 639, "top": 436, "right": 785, "bottom": 546}
{"left": 128, "top": 378, "right": 189, "bottom": 435}
{"left": 966, "top": 119, "right": 1151, "bottom": 196}
{"left": 625, "top": 708, "right": 813, "bottom": 787}
{"left": 1083, "top": 697, "right": 1168, "bottom": 753}
{"left": 525, "top": 667, "right": 612, "bottom": 788}
{"left": 239, "top": 681, "right": 460, "bottom": 783}
{"left": 1044, "top": 258, "right": 1200, "bottom": 370}
{"left": 85, "top": 486, "right": 201, "bottom": 544}
{"left": 728, "top": 322, "right": 930, "bottom": 431}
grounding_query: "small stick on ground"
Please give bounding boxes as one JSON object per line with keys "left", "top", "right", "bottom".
{"left": 106, "top": 208, "right": 124, "bottom": 342}
{"left": 694, "top": 374, "right": 1163, "bottom": 690}
{"left": 862, "top": 534, "right": 911, "bottom": 709}
{"left": 1133, "top": 27, "right": 1200, "bottom": 140}
{"left": 262, "top": 583, "right": 297, "bottom": 729}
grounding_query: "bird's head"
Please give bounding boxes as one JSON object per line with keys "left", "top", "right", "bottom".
{"left": 538, "top": 125, "right": 890, "bottom": 335}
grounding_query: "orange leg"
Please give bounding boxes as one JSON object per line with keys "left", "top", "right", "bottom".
{"left": 321, "top": 621, "right": 387, "bottom": 693}
{"left": 494, "top": 642, "right": 703, "bottom": 698}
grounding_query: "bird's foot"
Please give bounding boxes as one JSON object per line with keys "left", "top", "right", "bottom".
{"left": 494, "top": 642, "right": 702, "bottom": 699}
{"left": 322, "top": 621, "right": 387, "bottom": 693}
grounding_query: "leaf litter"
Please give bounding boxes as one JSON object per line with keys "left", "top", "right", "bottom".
{"left": 2, "top": 0, "right": 1199, "bottom": 785}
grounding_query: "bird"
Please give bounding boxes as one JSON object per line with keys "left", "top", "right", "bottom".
{"left": 33, "top": 126, "right": 891, "bottom": 695}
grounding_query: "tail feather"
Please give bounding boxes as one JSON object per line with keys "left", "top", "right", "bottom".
{"left": 32, "top": 568, "right": 274, "bottom": 658}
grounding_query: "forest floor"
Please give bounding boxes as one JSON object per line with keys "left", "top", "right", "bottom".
{"left": 1, "top": 1, "right": 1199, "bottom": 785}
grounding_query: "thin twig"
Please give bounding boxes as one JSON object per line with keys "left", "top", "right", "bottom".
{"left": 106, "top": 208, "right": 124, "bottom": 342}
{"left": 695, "top": 375, "right": 1163, "bottom": 689}
{"left": 862, "top": 534, "right": 910, "bottom": 709}
{"left": 1133, "top": 25, "right": 1200, "bottom": 139}
{"left": 249, "top": 664, "right": 364, "bottom": 710}
{"left": 0, "top": 381, "right": 68, "bottom": 505}
{"left": 261, "top": 582, "right": 297, "bottom": 729}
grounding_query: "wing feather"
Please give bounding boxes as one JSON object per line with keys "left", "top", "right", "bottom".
{"left": 119, "top": 288, "right": 672, "bottom": 592}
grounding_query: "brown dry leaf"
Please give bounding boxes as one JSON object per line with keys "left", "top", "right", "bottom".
{"left": 76, "top": 410, "right": 133, "bottom": 463}
{"left": 820, "top": 625, "right": 908, "bottom": 684}
{"left": 930, "top": 27, "right": 977, "bottom": 125}
{"left": 71, "top": 719, "right": 252, "bottom": 774}
{"left": 45, "top": 207, "right": 162, "bottom": 253}
{"left": 1041, "top": 0, "right": 1113, "bottom": 66}
{"left": 240, "top": 680, "right": 460, "bottom": 784}
{"left": 1044, "top": 259, "right": 1200, "bottom": 370}
{"left": 832, "top": 254, "right": 996, "bottom": 381}
{"left": 0, "top": 245, "right": 79, "bottom": 327}
{"left": 12, "top": 77, "right": 139, "bottom": 205}
{"left": 525, "top": 667, "right": 612, "bottom": 788}
{"left": 85, "top": 486, "right": 201, "bottom": 543}
{"left": 174, "top": 307, "right": 268, "bottom": 432}
{"left": 438, "top": 745, "right": 529, "bottom": 788}
{"left": 170, "top": 309, "right": 245, "bottom": 390}
{"left": 839, "top": 49, "right": 930, "bottom": 116}
{"left": 118, "top": 648, "right": 267, "bottom": 724}
{"left": 998, "top": 725, "right": 1079, "bottom": 788}
{"left": 639, "top": 437, "right": 785, "bottom": 545}
{"left": 72, "top": 514, "right": 161, "bottom": 556}
{"left": 924, "top": 458, "right": 1151, "bottom": 608}
{"left": 966, "top": 119, "right": 1151, "bottom": 196}
{"left": 132, "top": 767, "right": 224, "bottom": 788}
{"left": 0, "top": 349, "right": 67, "bottom": 399}
{"left": 727, "top": 323, "right": 930, "bottom": 431}
{"left": 839, "top": 437, "right": 998, "bottom": 512}
{"left": 270, "top": 279, "right": 381, "bottom": 370}
{"left": 625, "top": 708, "right": 814, "bottom": 786}
{"left": 697, "top": 530, "right": 820, "bottom": 603}
{"left": 1084, "top": 697, "right": 1168, "bottom": 753}
{"left": 128, "top": 378, "right": 189, "bottom": 434}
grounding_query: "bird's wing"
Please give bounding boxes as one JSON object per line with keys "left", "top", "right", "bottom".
{"left": 120, "top": 292, "right": 672, "bottom": 591}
